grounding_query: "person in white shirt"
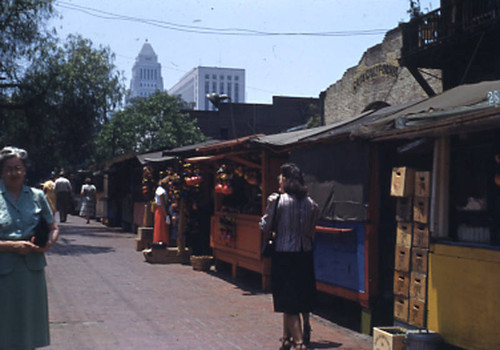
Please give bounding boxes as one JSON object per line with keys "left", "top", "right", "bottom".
{"left": 54, "top": 172, "right": 72, "bottom": 222}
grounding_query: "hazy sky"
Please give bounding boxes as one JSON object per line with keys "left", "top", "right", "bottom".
{"left": 51, "top": 0, "right": 436, "bottom": 104}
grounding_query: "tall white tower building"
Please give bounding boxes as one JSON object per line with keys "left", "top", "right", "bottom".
{"left": 129, "top": 41, "right": 164, "bottom": 99}
{"left": 169, "top": 66, "right": 245, "bottom": 110}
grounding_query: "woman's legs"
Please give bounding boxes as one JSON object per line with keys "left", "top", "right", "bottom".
{"left": 302, "top": 312, "right": 311, "bottom": 345}
{"left": 284, "top": 313, "right": 303, "bottom": 345}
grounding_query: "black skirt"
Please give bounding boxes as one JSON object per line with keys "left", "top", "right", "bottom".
{"left": 271, "top": 251, "right": 316, "bottom": 313}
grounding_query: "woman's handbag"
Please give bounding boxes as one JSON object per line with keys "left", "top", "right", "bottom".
{"left": 261, "top": 194, "right": 280, "bottom": 258}
{"left": 33, "top": 216, "right": 50, "bottom": 247}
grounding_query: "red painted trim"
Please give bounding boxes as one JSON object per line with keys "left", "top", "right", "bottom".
{"left": 315, "top": 226, "right": 353, "bottom": 234}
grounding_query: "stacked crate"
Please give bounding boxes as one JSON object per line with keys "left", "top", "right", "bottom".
{"left": 391, "top": 168, "right": 431, "bottom": 328}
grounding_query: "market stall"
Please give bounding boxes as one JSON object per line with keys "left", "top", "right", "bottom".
{"left": 184, "top": 137, "right": 286, "bottom": 290}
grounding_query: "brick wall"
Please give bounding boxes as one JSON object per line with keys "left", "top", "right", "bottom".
{"left": 323, "top": 26, "right": 442, "bottom": 125}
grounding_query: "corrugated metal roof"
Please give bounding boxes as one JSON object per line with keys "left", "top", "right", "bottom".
{"left": 250, "top": 101, "right": 419, "bottom": 147}
{"left": 162, "top": 139, "right": 221, "bottom": 156}
{"left": 354, "top": 80, "right": 500, "bottom": 139}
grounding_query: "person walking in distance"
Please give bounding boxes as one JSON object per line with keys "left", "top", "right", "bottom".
{"left": 54, "top": 171, "right": 72, "bottom": 222}
{"left": 42, "top": 172, "right": 57, "bottom": 215}
{"left": 260, "top": 163, "right": 319, "bottom": 350}
{"left": 79, "top": 177, "right": 96, "bottom": 224}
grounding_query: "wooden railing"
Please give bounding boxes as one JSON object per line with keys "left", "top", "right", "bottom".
{"left": 402, "top": 0, "right": 500, "bottom": 54}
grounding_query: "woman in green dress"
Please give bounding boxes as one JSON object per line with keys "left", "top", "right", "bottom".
{"left": 0, "top": 146, "right": 59, "bottom": 349}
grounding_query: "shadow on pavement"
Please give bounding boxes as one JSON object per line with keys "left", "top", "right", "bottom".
{"left": 205, "top": 263, "right": 269, "bottom": 296}
{"left": 309, "top": 340, "right": 342, "bottom": 348}
{"left": 48, "top": 239, "right": 115, "bottom": 256}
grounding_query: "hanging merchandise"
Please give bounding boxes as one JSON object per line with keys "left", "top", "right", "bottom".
{"left": 215, "top": 164, "right": 233, "bottom": 195}
{"left": 244, "top": 169, "right": 259, "bottom": 185}
{"left": 219, "top": 215, "right": 236, "bottom": 246}
{"left": 141, "top": 165, "right": 155, "bottom": 200}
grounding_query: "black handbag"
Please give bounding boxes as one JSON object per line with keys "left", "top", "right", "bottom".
{"left": 33, "top": 216, "right": 50, "bottom": 247}
{"left": 262, "top": 194, "right": 280, "bottom": 258}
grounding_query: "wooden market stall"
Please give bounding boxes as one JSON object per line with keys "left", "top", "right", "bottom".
{"left": 181, "top": 136, "right": 286, "bottom": 290}
{"left": 357, "top": 80, "right": 500, "bottom": 349}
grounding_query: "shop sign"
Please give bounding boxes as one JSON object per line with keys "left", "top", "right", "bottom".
{"left": 487, "top": 90, "right": 500, "bottom": 105}
{"left": 352, "top": 63, "right": 399, "bottom": 93}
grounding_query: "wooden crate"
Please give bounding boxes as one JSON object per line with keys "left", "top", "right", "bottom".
{"left": 410, "top": 272, "right": 427, "bottom": 300}
{"left": 395, "top": 245, "right": 411, "bottom": 272}
{"left": 409, "top": 298, "right": 426, "bottom": 328}
{"left": 414, "top": 171, "right": 431, "bottom": 197}
{"left": 393, "top": 270, "right": 410, "bottom": 297}
{"left": 391, "top": 167, "right": 415, "bottom": 197}
{"left": 396, "top": 222, "right": 412, "bottom": 247}
{"left": 411, "top": 248, "right": 429, "bottom": 274}
{"left": 413, "top": 197, "right": 429, "bottom": 224}
{"left": 413, "top": 223, "right": 429, "bottom": 248}
{"left": 394, "top": 296, "right": 409, "bottom": 322}
{"left": 373, "top": 327, "right": 407, "bottom": 350}
{"left": 396, "top": 197, "right": 413, "bottom": 222}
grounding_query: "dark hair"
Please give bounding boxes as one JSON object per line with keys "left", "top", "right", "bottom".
{"left": 84, "top": 177, "right": 92, "bottom": 184}
{"left": 0, "top": 146, "right": 28, "bottom": 173}
{"left": 280, "top": 162, "right": 308, "bottom": 199}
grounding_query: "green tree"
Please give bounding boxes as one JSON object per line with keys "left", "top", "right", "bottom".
{"left": 2, "top": 34, "right": 124, "bottom": 179}
{"left": 96, "top": 91, "right": 206, "bottom": 159}
{"left": 306, "top": 103, "right": 323, "bottom": 128}
{"left": 0, "top": 0, "right": 55, "bottom": 81}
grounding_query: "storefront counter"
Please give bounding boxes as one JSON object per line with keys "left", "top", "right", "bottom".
{"left": 210, "top": 211, "right": 271, "bottom": 290}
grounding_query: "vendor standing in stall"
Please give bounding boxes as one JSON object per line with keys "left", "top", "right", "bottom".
{"left": 260, "top": 163, "right": 319, "bottom": 350}
{"left": 153, "top": 176, "right": 170, "bottom": 245}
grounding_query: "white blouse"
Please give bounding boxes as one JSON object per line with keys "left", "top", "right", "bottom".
{"left": 260, "top": 192, "right": 319, "bottom": 252}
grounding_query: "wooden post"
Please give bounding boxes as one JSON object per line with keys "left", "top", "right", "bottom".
{"left": 177, "top": 196, "right": 187, "bottom": 255}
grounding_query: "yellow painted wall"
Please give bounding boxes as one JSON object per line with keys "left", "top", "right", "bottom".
{"left": 428, "top": 244, "right": 500, "bottom": 350}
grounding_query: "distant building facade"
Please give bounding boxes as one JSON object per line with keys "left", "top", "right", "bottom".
{"left": 129, "top": 41, "right": 164, "bottom": 99}
{"left": 169, "top": 66, "right": 245, "bottom": 111}
{"left": 185, "top": 96, "right": 319, "bottom": 140}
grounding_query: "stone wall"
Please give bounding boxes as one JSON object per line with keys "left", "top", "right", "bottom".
{"left": 323, "top": 26, "right": 442, "bottom": 125}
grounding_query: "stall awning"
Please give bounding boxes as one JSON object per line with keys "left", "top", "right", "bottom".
{"left": 353, "top": 80, "right": 500, "bottom": 140}
{"left": 250, "top": 101, "right": 419, "bottom": 148}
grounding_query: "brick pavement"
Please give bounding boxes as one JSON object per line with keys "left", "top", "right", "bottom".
{"left": 44, "top": 215, "right": 372, "bottom": 350}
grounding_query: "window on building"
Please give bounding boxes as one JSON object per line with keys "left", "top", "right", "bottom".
{"left": 235, "top": 83, "right": 239, "bottom": 102}
{"left": 228, "top": 82, "right": 232, "bottom": 98}
{"left": 228, "top": 76, "right": 232, "bottom": 81}
{"left": 449, "top": 130, "right": 500, "bottom": 246}
{"left": 220, "top": 75, "right": 224, "bottom": 80}
{"left": 212, "top": 82, "right": 217, "bottom": 93}
{"left": 235, "top": 76, "right": 239, "bottom": 81}
{"left": 220, "top": 82, "right": 224, "bottom": 94}
{"left": 205, "top": 74, "right": 209, "bottom": 79}
{"left": 212, "top": 74, "right": 217, "bottom": 79}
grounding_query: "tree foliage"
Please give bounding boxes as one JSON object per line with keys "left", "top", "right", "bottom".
{"left": 0, "top": 0, "right": 56, "bottom": 81}
{"left": 96, "top": 91, "right": 207, "bottom": 160}
{"left": 306, "top": 103, "right": 323, "bottom": 128}
{"left": 1, "top": 34, "right": 124, "bottom": 180}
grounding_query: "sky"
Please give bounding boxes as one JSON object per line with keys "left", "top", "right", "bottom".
{"left": 50, "top": 0, "right": 436, "bottom": 104}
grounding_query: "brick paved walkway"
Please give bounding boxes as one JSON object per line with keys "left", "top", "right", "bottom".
{"left": 44, "top": 215, "right": 372, "bottom": 350}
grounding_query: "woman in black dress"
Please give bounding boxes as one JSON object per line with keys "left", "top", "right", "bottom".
{"left": 260, "top": 163, "right": 319, "bottom": 350}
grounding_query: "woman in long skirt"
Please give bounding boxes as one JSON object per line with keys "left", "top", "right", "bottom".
{"left": 79, "top": 178, "right": 96, "bottom": 223}
{"left": 260, "top": 163, "right": 319, "bottom": 350}
{"left": 153, "top": 177, "right": 170, "bottom": 244}
{"left": 0, "top": 146, "right": 59, "bottom": 349}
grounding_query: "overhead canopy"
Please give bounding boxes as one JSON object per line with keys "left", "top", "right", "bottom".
{"left": 354, "top": 80, "right": 500, "bottom": 140}
{"left": 250, "top": 101, "right": 420, "bottom": 149}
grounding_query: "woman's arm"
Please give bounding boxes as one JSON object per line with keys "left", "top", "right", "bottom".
{"left": 259, "top": 193, "right": 280, "bottom": 234}
{"left": 0, "top": 240, "right": 38, "bottom": 254}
